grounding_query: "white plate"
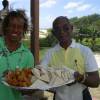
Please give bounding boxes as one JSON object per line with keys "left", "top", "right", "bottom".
{"left": 2, "top": 67, "right": 75, "bottom": 91}
{"left": 2, "top": 80, "right": 42, "bottom": 91}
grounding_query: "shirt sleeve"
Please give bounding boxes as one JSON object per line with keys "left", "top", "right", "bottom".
{"left": 82, "top": 46, "right": 98, "bottom": 72}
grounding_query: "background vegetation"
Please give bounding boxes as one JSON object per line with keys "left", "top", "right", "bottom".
{"left": 39, "top": 13, "right": 100, "bottom": 52}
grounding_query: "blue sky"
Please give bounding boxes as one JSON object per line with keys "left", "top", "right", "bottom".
{"left": 0, "top": 0, "right": 100, "bottom": 29}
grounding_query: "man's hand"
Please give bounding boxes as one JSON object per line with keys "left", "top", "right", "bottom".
{"left": 74, "top": 71, "right": 84, "bottom": 83}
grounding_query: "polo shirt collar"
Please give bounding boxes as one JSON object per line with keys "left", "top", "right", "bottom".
{"left": 57, "top": 39, "right": 76, "bottom": 50}
{"left": 69, "top": 39, "right": 76, "bottom": 48}
{"left": 16, "top": 44, "right": 26, "bottom": 52}
{"left": 3, "top": 44, "right": 26, "bottom": 54}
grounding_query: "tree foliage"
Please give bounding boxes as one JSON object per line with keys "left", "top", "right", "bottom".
{"left": 41, "top": 13, "right": 100, "bottom": 51}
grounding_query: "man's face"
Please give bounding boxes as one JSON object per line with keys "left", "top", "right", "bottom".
{"left": 5, "top": 17, "right": 24, "bottom": 43}
{"left": 53, "top": 18, "right": 73, "bottom": 48}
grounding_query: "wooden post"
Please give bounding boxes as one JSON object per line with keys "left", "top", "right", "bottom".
{"left": 30, "top": 0, "right": 39, "bottom": 65}
{"left": 30, "top": 1, "right": 47, "bottom": 100}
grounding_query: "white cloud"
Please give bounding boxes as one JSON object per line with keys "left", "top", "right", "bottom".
{"left": 40, "top": 0, "right": 56, "bottom": 8}
{"left": 64, "top": 2, "right": 82, "bottom": 9}
{"left": 64, "top": 1, "right": 92, "bottom": 12}
{"left": 77, "top": 4, "right": 91, "bottom": 11}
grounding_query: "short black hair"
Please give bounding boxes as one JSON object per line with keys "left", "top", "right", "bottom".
{"left": 2, "top": 10, "right": 28, "bottom": 35}
{"left": 52, "top": 16, "right": 71, "bottom": 36}
{"left": 53, "top": 16, "right": 70, "bottom": 29}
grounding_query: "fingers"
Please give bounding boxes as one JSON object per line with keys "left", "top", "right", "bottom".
{"left": 74, "top": 71, "right": 84, "bottom": 83}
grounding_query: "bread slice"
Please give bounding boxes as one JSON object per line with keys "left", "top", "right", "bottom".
{"left": 32, "top": 68, "right": 50, "bottom": 83}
